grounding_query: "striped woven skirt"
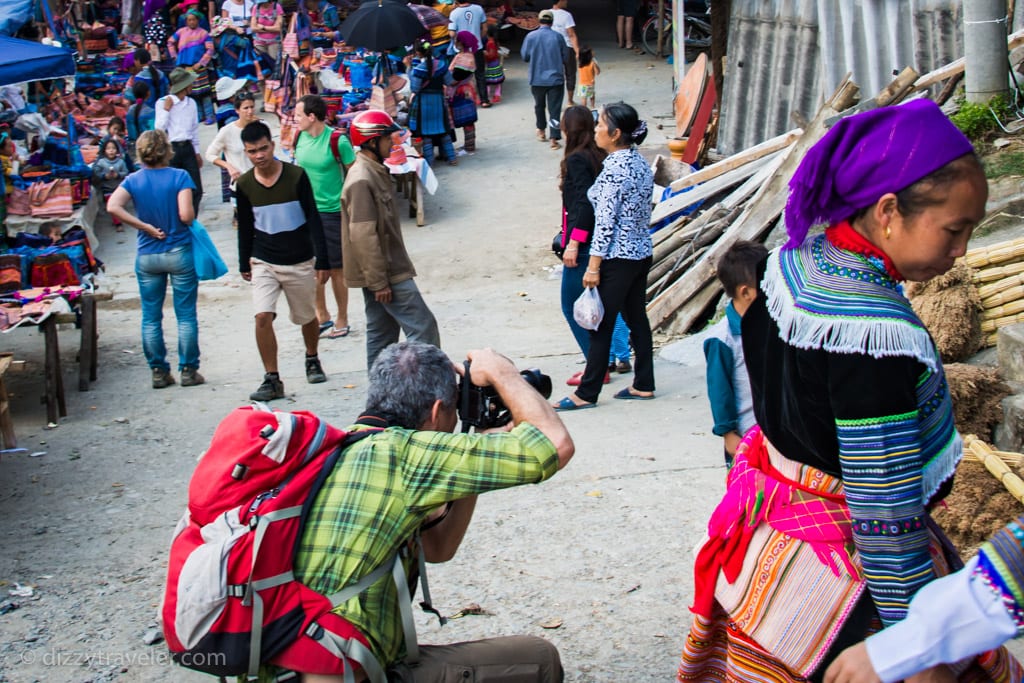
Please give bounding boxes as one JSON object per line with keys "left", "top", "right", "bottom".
{"left": 677, "top": 428, "right": 1024, "bottom": 682}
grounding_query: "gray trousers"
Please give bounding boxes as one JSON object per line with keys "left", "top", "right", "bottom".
{"left": 388, "top": 635, "right": 563, "bottom": 682}
{"left": 363, "top": 278, "right": 440, "bottom": 371}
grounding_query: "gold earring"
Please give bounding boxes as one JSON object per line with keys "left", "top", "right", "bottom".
{"left": 885, "top": 225, "right": 891, "bottom": 239}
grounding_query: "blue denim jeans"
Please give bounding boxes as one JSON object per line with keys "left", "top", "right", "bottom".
{"left": 561, "top": 254, "right": 631, "bottom": 362}
{"left": 135, "top": 245, "right": 200, "bottom": 371}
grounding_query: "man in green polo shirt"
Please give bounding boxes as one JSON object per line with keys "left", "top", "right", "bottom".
{"left": 293, "top": 342, "right": 573, "bottom": 682}
{"left": 294, "top": 94, "right": 357, "bottom": 339}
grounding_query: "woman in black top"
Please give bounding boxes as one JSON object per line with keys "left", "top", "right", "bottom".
{"left": 557, "top": 105, "right": 617, "bottom": 385}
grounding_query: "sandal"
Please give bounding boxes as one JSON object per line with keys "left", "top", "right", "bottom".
{"left": 480, "top": 101, "right": 492, "bottom": 108}
{"left": 613, "top": 387, "right": 655, "bottom": 401}
{"left": 553, "top": 395, "right": 596, "bottom": 411}
{"left": 327, "top": 325, "right": 351, "bottom": 339}
{"left": 318, "top": 320, "right": 333, "bottom": 334}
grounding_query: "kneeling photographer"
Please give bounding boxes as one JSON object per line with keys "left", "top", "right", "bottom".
{"left": 295, "top": 341, "right": 573, "bottom": 683}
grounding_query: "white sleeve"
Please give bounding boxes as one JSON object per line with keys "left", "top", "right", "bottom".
{"left": 205, "top": 127, "right": 227, "bottom": 163}
{"left": 865, "top": 555, "right": 1019, "bottom": 683}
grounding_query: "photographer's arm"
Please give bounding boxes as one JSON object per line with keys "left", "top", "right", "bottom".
{"left": 420, "top": 496, "right": 478, "bottom": 563}
{"left": 467, "top": 349, "right": 574, "bottom": 470}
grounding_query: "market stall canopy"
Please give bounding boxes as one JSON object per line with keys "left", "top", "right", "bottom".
{"left": 0, "top": 0, "right": 33, "bottom": 37}
{"left": 0, "top": 35, "right": 75, "bottom": 86}
{"left": 340, "top": 0, "right": 426, "bottom": 52}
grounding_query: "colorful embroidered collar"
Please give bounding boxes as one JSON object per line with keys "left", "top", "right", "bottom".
{"left": 762, "top": 234, "right": 938, "bottom": 372}
{"left": 825, "top": 221, "right": 905, "bottom": 281}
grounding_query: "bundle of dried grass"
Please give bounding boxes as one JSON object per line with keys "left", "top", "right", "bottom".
{"left": 944, "top": 364, "right": 1010, "bottom": 443}
{"left": 932, "top": 460, "right": 1024, "bottom": 557}
{"left": 906, "top": 262, "right": 983, "bottom": 362}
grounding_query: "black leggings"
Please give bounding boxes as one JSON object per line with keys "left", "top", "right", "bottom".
{"left": 576, "top": 256, "right": 654, "bottom": 403}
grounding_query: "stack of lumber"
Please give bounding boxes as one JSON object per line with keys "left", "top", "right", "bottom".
{"left": 647, "top": 27, "right": 1024, "bottom": 335}
{"left": 968, "top": 237, "right": 1024, "bottom": 346}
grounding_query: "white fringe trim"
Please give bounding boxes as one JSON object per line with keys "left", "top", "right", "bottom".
{"left": 762, "top": 250, "right": 939, "bottom": 373}
{"left": 922, "top": 433, "right": 962, "bottom": 504}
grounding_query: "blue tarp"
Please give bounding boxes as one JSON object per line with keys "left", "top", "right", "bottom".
{"left": 0, "top": 0, "right": 33, "bottom": 37}
{"left": 0, "top": 35, "right": 75, "bottom": 86}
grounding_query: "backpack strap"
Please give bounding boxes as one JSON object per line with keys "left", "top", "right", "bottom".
{"left": 329, "top": 128, "right": 343, "bottom": 166}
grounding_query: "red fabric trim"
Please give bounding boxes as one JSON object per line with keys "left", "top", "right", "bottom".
{"left": 825, "top": 221, "right": 904, "bottom": 281}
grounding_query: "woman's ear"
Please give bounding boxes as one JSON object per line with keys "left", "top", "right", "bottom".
{"left": 871, "top": 192, "right": 899, "bottom": 231}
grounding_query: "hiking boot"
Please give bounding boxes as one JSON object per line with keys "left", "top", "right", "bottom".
{"left": 181, "top": 366, "right": 205, "bottom": 387}
{"left": 250, "top": 373, "right": 285, "bottom": 401}
{"left": 305, "top": 356, "right": 327, "bottom": 384}
{"left": 152, "top": 368, "right": 175, "bottom": 389}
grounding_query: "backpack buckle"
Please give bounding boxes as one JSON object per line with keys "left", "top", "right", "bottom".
{"left": 304, "top": 622, "right": 325, "bottom": 640}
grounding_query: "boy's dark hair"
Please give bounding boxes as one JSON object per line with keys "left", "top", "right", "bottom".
{"left": 716, "top": 240, "right": 768, "bottom": 298}
{"left": 241, "top": 120, "right": 273, "bottom": 145}
{"left": 298, "top": 94, "right": 327, "bottom": 122}
{"left": 578, "top": 46, "right": 593, "bottom": 67}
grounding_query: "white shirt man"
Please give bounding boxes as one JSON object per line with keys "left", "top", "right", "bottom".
{"left": 550, "top": 0, "right": 580, "bottom": 105}
{"left": 155, "top": 68, "right": 204, "bottom": 215}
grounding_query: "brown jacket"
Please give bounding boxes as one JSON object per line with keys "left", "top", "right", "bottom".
{"left": 341, "top": 153, "right": 416, "bottom": 290}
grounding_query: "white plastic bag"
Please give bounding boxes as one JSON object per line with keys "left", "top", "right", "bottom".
{"left": 573, "top": 287, "right": 604, "bottom": 331}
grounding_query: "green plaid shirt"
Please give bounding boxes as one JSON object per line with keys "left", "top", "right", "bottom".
{"left": 295, "top": 422, "right": 559, "bottom": 665}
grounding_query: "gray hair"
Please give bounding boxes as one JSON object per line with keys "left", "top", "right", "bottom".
{"left": 366, "top": 342, "right": 457, "bottom": 429}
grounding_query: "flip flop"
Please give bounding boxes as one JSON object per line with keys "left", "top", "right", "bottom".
{"left": 553, "top": 396, "right": 596, "bottom": 411}
{"left": 614, "top": 388, "right": 655, "bottom": 400}
{"left": 318, "top": 320, "right": 333, "bottom": 334}
{"left": 327, "top": 325, "right": 351, "bottom": 339}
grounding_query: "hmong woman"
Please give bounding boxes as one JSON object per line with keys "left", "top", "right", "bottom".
{"left": 677, "top": 99, "right": 1023, "bottom": 683}
{"left": 167, "top": 9, "right": 216, "bottom": 124}
{"left": 408, "top": 41, "right": 456, "bottom": 166}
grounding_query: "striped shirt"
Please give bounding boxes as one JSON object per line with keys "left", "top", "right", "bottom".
{"left": 236, "top": 162, "right": 328, "bottom": 270}
{"left": 295, "top": 422, "right": 558, "bottom": 665}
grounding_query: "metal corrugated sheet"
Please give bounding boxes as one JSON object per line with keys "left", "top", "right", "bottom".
{"left": 717, "top": 0, "right": 964, "bottom": 154}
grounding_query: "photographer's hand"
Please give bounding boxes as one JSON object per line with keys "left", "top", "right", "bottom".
{"left": 465, "top": 349, "right": 574, "bottom": 470}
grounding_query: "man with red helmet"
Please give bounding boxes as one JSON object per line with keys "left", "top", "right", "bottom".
{"left": 341, "top": 110, "right": 441, "bottom": 370}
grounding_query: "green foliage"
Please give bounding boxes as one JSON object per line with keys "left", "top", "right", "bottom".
{"left": 983, "top": 150, "right": 1024, "bottom": 179}
{"left": 950, "top": 93, "right": 1013, "bottom": 141}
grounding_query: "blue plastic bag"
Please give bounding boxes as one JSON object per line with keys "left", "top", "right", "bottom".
{"left": 189, "top": 220, "right": 227, "bottom": 281}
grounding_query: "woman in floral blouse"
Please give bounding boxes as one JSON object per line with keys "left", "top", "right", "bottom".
{"left": 553, "top": 101, "right": 656, "bottom": 411}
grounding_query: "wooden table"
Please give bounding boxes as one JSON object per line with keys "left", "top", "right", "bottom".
{"left": 42, "top": 290, "right": 111, "bottom": 424}
{"left": 386, "top": 153, "right": 438, "bottom": 227}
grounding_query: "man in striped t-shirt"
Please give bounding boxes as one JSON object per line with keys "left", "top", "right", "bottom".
{"left": 236, "top": 120, "right": 330, "bottom": 401}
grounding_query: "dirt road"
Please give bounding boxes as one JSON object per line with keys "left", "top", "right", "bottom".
{"left": 0, "top": 15, "right": 732, "bottom": 683}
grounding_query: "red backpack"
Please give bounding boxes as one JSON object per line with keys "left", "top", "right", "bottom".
{"left": 161, "top": 405, "right": 393, "bottom": 682}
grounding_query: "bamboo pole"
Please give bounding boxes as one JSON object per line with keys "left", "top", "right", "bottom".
{"left": 981, "top": 311, "right": 1024, "bottom": 334}
{"left": 978, "top": 272, "right": 1024, "bottom": 300}
{"left": 966, "top": 237, "right": 1024, "bottom": 269}
{"left": 983, "top": 298, "right": 1024, "bottom": 319}
{"left": 975, "top": 261, "right": 1024, "bottom": 284}
{"left": 963, "top": 435, "right": 1024, "bottom": 505}
{"left": 981, "top": 287, "right": 1024, "bottom": 309}
{"left": 962, "top": 448, "right": 1024, "bottom": 467}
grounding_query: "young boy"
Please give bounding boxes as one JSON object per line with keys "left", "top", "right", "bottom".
{"left": 703, "top": 240, "right": 768, "bottom": 468}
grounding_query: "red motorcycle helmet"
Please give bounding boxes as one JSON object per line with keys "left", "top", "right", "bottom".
{"left": 349, "top": 110, "right": 402, "bottom": 147}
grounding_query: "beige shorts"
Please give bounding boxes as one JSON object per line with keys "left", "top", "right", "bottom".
{"left": 250, "top": 257, "right": 317, "bottom": 325}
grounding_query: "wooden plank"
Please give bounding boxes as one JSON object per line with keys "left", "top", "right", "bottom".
{"left": 647, "top": 83, "right": 854, "bottom": 331}
{"left": 650, "top": 150, "right": 786, "bottom": 280}
{"left": 665, "top": 280, "right": 723, "bottom": 336}
{"left": 650, "top": 150, "right": 781, "bottom": 225}
{"left": 666, "top": 129, "right": 801, "bottom": 193}
{"left": 912, "top": 28, "right": 1024, "bottom": 93}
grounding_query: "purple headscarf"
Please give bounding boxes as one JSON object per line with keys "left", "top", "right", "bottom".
{"left": 456, "top": 30, "right": 479, "bottom": 52}
{"left": 783, "top": 98, "right": 974, "bottom": 249}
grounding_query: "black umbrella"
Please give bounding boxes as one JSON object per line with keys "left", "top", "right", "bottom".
{"left": 340, "top": 0, "right": 426, "bottom": 51}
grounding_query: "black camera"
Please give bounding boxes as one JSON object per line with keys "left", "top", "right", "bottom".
{"left": 458, "top": 361, "right": 552, "bottom": 431}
